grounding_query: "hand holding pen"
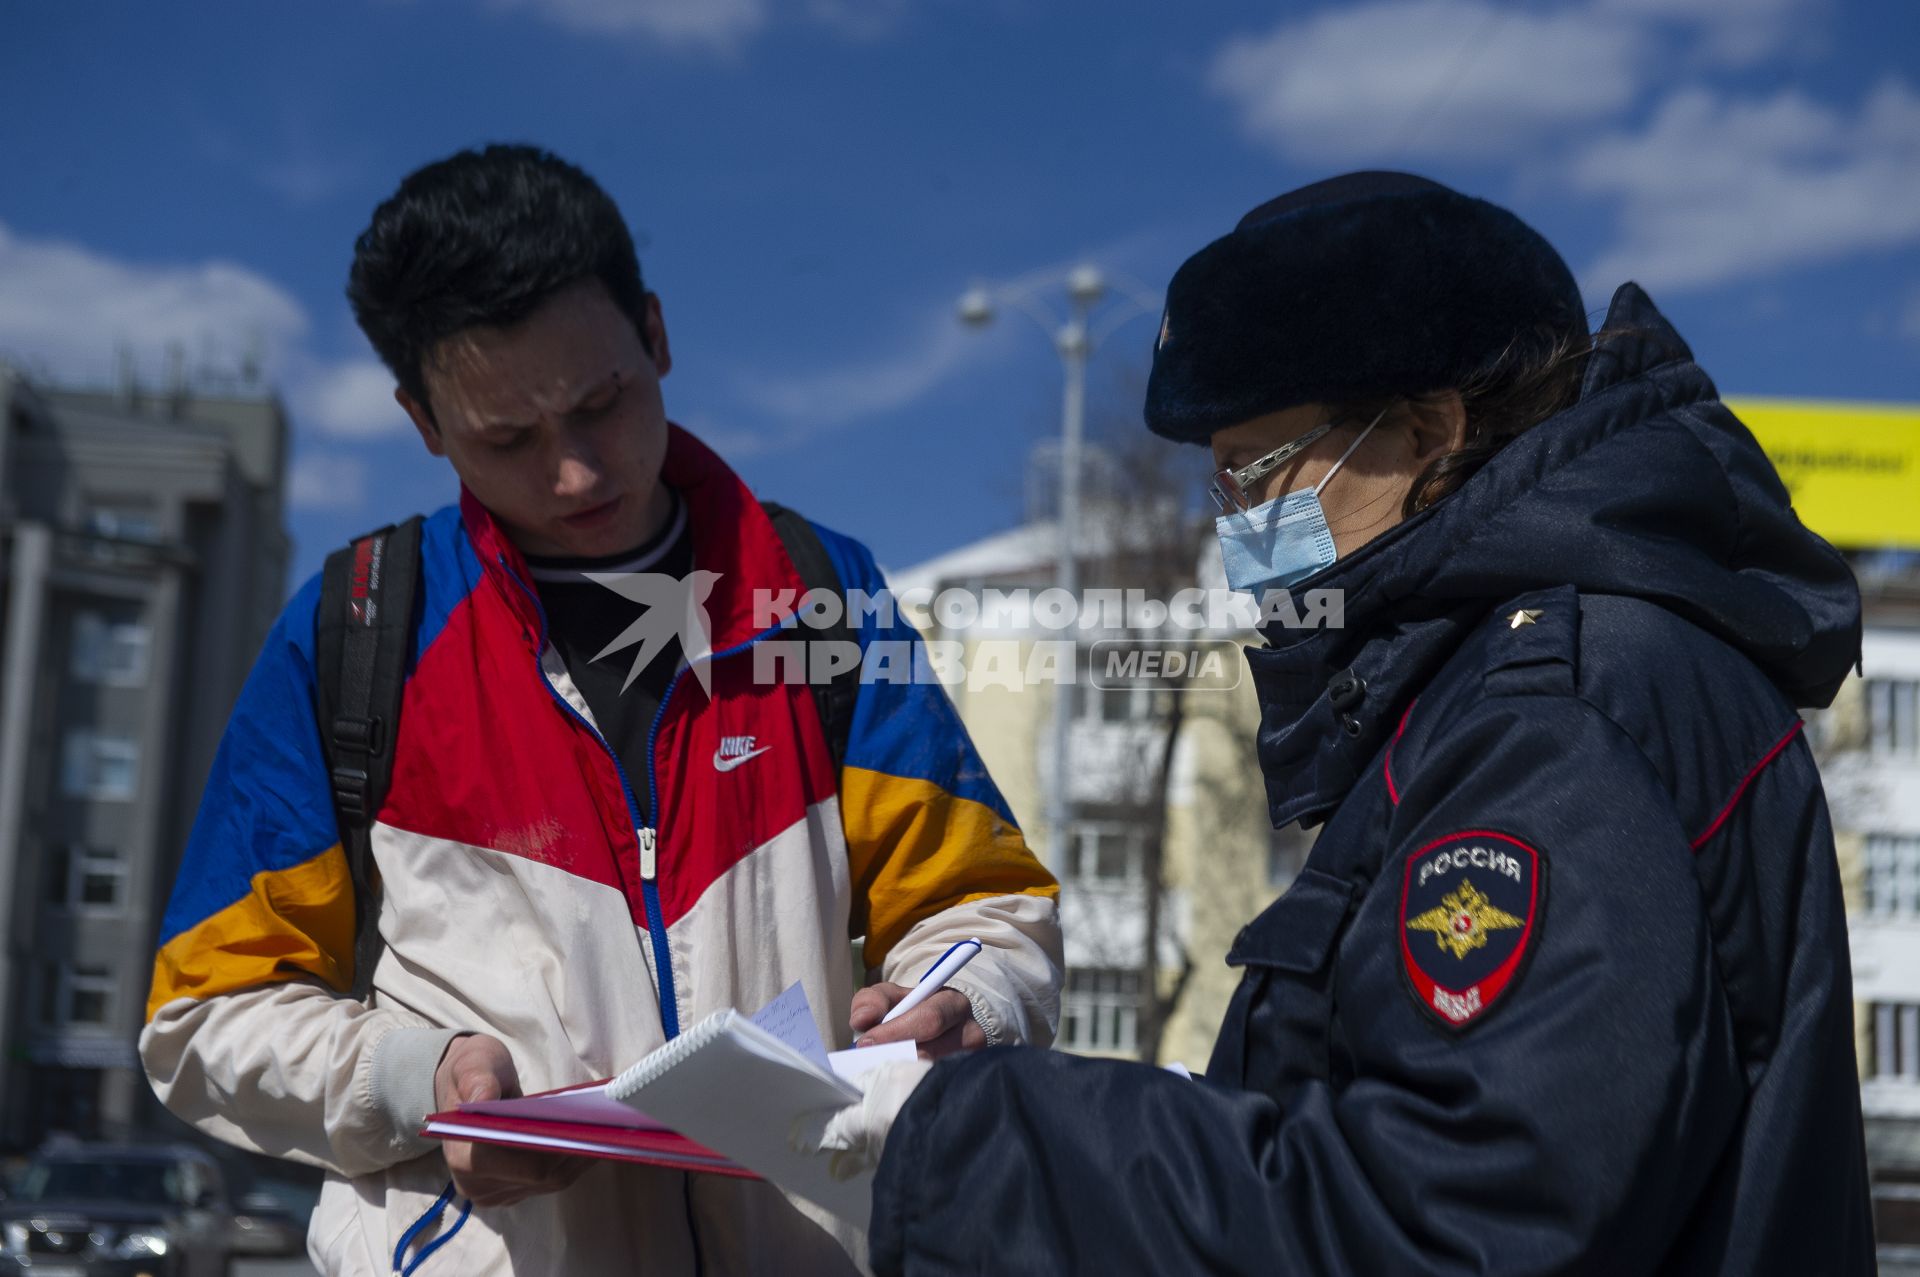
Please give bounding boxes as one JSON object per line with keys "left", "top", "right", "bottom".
{"left": 847, "top": 938, "right": 985, "bottom": 1059}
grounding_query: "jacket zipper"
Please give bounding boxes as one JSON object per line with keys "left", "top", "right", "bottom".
{"left": 496, "top": 554, "right": 683, "bottom": 1037}
{"left": 637, "top": 621, "right": 790, "bottom": 1038}
{"left": 497, "top": 551, "right": 788, "bottom": 1042}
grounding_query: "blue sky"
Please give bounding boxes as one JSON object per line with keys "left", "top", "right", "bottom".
{"left": 2, "top": 0, "right": 1917, "bottom": 591}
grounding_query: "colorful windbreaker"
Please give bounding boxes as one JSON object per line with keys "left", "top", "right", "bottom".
{"left": 140, "top": 425, "right": 1062, "bottom": 1276}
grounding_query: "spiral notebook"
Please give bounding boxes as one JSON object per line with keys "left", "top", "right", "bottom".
{"left": 421, "top": 983, "right": 913, "bottom": 1228}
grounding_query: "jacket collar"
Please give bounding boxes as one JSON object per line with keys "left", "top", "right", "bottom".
{"left": 461, "top": 422, "right": 807, "bottom": 654}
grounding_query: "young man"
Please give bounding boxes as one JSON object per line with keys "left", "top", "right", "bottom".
{"left": 140, "top": 145, "right": 1062, "bottom": 1275}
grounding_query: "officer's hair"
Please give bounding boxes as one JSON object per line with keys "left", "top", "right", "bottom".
{"left": 1333, "top": 325, "right": 1603, "bottom": 518}
{"left": 347, "top": 144, "right": 652, "bottom": 414}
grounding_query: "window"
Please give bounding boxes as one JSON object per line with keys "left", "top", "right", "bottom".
{"left": 70, "top": 611, "right": 151, "bottom": 687}
{"left": 68, "top": 967, "right": 113, "bottom": 1025}
{"left": 1868, "top": 679, "right": 1920, "bottom": 757}
{"left": 1866, "top": 835, "right": 1920, "bottom": 919}
{"left": 61, "top": 732, "right": 139, "bottom": 801}
{"left": 38, "top": 964, "right": 117, "bottom": 1029}
{"left": 43, "top": 845, "right": 128, "bottom": 913}
{"left": 1074, "top": 653, "right": 1171, "bottom": 724}
{"left": 85, "top": 503, "right": 160, "bottom": 543}
{"left": 1066, "top": 822, "right": 1144, "bottom": 882}
{"left": 1060, "top": 967, "right": 1143, "bottom": 1055}
{"left": 1868, "top": 1002, "right": 1920, "bottom": 1085}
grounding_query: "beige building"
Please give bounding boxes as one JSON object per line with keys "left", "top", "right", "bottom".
{"left": 1811, "top": 559, "right": 1920, "bottom": 1255}
{"left": 890, "top": 513, "right": 1305, "bottom": 1069}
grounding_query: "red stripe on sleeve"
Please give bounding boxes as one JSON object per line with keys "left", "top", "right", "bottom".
{"left": 1688, "top": 719, "right": 1804, "bottom": 852}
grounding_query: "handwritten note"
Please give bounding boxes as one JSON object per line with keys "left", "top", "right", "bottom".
{"left": 748, "top": 980, "right": 833, "bottom": 1074}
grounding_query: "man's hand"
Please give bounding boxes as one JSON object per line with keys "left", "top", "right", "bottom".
{"left": 849, "top": 985, "right": 985, "bottom": 1059}
{"left": 433, "top": 1035, "right": 592, "bottom": 1208}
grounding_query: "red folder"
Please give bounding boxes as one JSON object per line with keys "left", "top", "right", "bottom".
{"left": 421, "top": 1084, "right": 760, "bottom": 1180}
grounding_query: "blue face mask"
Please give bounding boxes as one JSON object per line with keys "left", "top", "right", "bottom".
{"left": 1214, "top": 416, "right": 1380, "bottom": 596}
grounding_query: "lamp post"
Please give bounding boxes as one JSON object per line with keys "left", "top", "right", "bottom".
{"left": 958, "top": 265, "right": 1158, "bottom": 873}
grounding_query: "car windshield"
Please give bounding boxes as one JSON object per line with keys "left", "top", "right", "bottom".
{"left": 16, "top": 1159, "right": 180, "bottom": 1205}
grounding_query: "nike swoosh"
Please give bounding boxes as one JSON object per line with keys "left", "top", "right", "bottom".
{"left": 713, "top": 746, "right": 771, "bottom": 773}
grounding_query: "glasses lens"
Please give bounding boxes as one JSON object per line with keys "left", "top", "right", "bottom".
{"left": 1209, "top": 471, "right": 1244, "bottom": 513}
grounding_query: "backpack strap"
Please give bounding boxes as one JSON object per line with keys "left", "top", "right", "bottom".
{"left": 760, "top": 502, "right": 860, "bottom": 771}
{"left": 315, "top": 515, "right": 423, "bottom": 999}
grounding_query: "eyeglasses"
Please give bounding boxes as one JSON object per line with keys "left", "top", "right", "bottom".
{"left": 1207, "top": 421, "right": 1335, "bottom": 513}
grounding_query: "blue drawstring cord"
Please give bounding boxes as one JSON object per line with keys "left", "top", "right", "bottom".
{"left": 392, "top": 1181, "right": 472, "bottom": 1276}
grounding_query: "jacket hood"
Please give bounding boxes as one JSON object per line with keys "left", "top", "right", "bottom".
{"left": 1246, "top": 283, "right": 1862, "bottom": 827}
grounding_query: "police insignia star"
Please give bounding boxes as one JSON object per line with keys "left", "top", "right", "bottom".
{"left": 1399, "top": 831, "right": 1544, "bottom": 1028}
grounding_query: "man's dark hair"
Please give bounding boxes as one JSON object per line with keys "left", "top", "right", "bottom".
{"left": 347, "top": 144, "right": 650, "bottom": 412}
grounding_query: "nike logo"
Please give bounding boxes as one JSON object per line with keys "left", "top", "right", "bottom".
{"left": 713, "top": 735, "right": 771, "bottom": 773}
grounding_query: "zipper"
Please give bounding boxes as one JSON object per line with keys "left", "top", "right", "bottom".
{"left": 496, "top": 553, "right": 683, "bottom": 1036}
{"left": 496, "top": 551, "right": 791, "bottom": 1042}
{"left": 635, "top": 621, "right": 790, "bottom": 1038}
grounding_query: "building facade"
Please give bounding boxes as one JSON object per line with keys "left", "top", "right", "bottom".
{"left": 1815, "top": 557, "right": 1920, "bottom": 1257}
{"left": 0, "top": 366, "right": 289, "bottom": 1149}
{"left": 890, "top": 508, "right": 1296, "bottom": 1069}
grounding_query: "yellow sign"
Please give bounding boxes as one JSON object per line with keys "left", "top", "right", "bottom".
{"left": 1727, "top": 398, "right": 1920, "bottom": 550}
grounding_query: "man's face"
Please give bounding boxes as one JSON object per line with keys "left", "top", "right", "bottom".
{"left": 398, "top": 278, "right": 675, "bottom": 558}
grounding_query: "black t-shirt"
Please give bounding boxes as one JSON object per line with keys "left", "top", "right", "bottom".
{"left": 525, "top": 490, "right": 693, "bottom": 820}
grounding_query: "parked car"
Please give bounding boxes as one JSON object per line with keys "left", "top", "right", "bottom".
{"left": 0, "top": 1143, "right": 232, "bottom": 1276}
{"left": 225, "top": 1191, "right": 303, "bottom": 1259}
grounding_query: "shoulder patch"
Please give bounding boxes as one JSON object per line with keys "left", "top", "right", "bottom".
{"left": 1399, "top": 830, "right": 1545, "bottom": 1029}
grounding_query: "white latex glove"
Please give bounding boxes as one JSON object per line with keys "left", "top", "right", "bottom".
{"left": 792, "top": 1059, "right": 935, "bottom": 1182}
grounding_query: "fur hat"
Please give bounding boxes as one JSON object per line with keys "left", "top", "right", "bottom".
{"left": 1145, "top": 171, "right": 1588, "bottom": 443}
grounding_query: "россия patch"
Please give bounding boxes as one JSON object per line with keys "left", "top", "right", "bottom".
{"left": 1399, "top": 830, "right": 1545, "bottom": 1029}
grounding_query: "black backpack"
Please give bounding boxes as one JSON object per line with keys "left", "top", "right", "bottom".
{"left": 315, "top": 503, "right": 859, "bottom": 997}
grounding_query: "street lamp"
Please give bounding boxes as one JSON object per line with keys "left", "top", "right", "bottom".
{"left": 956, "top": 263, "right": 1159, "bottom": 874}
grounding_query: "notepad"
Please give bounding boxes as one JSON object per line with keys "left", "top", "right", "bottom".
{"left": 421, "top": 983, "right": 915, "bottom": 1228}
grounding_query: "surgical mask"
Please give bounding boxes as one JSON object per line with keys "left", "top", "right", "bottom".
{"left": 1213, "top": 415, "right": 1380, "bottom": 596}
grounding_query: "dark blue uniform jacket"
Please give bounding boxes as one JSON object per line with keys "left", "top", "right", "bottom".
{"left": 868, "top": 285, "right": 1876, "bottom": 1275}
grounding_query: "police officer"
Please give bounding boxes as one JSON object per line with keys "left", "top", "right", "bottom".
{"left": 809, "top": 172, "right": 1877, "bottom": 1274}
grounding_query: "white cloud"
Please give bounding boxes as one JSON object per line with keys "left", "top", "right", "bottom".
{"left": 1573, "top": 80, "right": 1920, "bottom": 293}
{"left": 0, "top": 221, "right": 307, "bottom": 386}
{"left": 710, "top": 248, "right": 1163, "bottom": 458}
{"left": 292, "top": 358, "right": 411, "bottom": 438}
{"left": 737, "top": 318, "right": 978, "bottom": 426}
{"left": 472, "top": 0, "right": 923, "bottom": 51}
{"left": 1207, "top": 0, "right": 1827, "bottom": 164}
{"left": 1591, "top": 0, "right": 1816, "bottom": 68}
{"left": 1208, "top": 0, "right": 1647, "bottom": 163}
{"left": 485, "top": 0, "right": 767, "bottom": 49}
{"left": 288, "top": 453, "right": 369, "bottom": 512}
